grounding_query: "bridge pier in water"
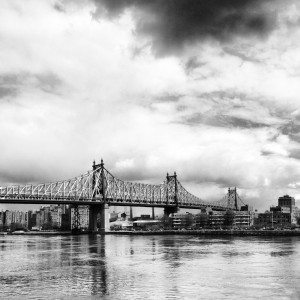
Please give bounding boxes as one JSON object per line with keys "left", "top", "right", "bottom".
{"left": 89, "top": 204, "right": 110, "bottom": 233}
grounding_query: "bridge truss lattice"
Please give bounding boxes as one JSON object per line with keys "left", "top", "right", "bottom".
{"left": 0, "top": 160, "right": 244, "bottom": 210}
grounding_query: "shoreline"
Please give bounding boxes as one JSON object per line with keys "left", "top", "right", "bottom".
{"left": 1, "top": 231, "right": 85, "bottom": 236}
{"left": 106, "top": 229, "right": 300, "bottom": 237}
{"left": 2, "top": 229, "right": 300, "bottom": 237}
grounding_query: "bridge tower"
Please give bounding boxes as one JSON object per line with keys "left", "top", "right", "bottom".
{"left": 89, "top": 159, "right": 110, "bottom": 233}
{"left": 164, "top": 172, "right": 179, "bottom": 217}
{"left": 227, "top": 187, "right": 239, "bottom": 211}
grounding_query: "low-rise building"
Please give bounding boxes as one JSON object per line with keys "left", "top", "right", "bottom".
{"left": 255, "top": 195, "right": 297, "bottom": 228}
{"left": 133, "top": 219, "right": 161, "bottom": 230}
{"left": 171, "top": 213, "right": 194, "bottom": 229}
{"left": 233, "top": 211, "right": 252, "bottom": 227}
{"left": 206, "top": 210, "right": 252, "bottom": 228}
{"left": 255, "top": 210, "right": 291, "bottom": 228}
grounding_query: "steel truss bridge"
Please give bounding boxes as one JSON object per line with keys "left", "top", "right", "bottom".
{"left": 0, "top": 160, "right": 245, "bottom": 211}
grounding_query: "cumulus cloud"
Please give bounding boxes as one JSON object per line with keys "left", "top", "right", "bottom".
{"left": 0, "top": 0, "right": 299, "bottom": 212}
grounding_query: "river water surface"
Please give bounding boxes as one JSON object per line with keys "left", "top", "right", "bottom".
{"left": 0, "top": 234, "right": 300, "bottom": 299}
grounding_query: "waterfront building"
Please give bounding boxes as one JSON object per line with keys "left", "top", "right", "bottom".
{"left": 278, "top": 195, "right": 295, "bottom": 212}
{"left": 70, "top": 206, "right": 89, "bottom": 230}
{"left": 170, "top": 210, "right": 252, "bottom": 229}
{"left": 13, "top": 211, "right": 27, "bottom": 228}
{"left": 256, "top": 209, "right": 292, "bottom": 229}
{"left": 233, "top": 211, "right": 252, "bottom": 227}
{"left": 0, "top": 211, "right": 4, "bottom": 229}
{"left": 208, "top": 211, "right": 224, "bottom": 228}
{"left": 194, "top": 213, "right": 209, "bottom": 228}
{"left": 171, "top": 213, "right": 194, "bottom": 229}
{"left": 42, "top": 207, "right": 51, "bottom": 225}
{"left": 4, "top": 210, "right": 13, "bottom": 227}
{"left": 254, "top": 195, "right": 297, "bottom": 228}
{"left": 27, "top": 211, "right": 36, "bottom": 230}
{"left": 278, "top": 195, "right": 296, "bottom": 224}
{"left": 132, "top": 219, "right": 161, "bottom": 230}
{"left": 36, "top": 211, "right": 42, "bottom": 229}
{"left": 256, "top": 210, "right": 291, "bottom": 228}
{"left": 50, "top": 206, "right": 63, "bottom": 228}
{"left": 295, "top": 207, "right": 300, "bottom": 221}
{"left": 200, "top": 210, "right": 252, "bottom": 229}
{"left": 61, "top": 212, "right": 71, "bottom": 230}
{"left": 1, "top": 210, "right": 28, "bottom": 230}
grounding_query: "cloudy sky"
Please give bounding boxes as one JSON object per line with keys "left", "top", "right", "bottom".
{"left": 0, "top": 0, "right": 300, "bottom": 212}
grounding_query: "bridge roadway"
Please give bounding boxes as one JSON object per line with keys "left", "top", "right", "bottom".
{"left": 0, "top": 197, "right": 227, "bottom": 211}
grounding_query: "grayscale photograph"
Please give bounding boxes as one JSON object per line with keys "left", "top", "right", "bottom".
{"left": 0, "top": 0, "right": 300, "bottom": 299}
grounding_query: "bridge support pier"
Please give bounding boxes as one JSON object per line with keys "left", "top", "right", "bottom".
{"left": 89, "top": 204, "right": 110, "bottom": 233}
{"left": 152, "top": 207, "right": 155, "bottom": 220}
{"left": 100, "top": 204, "right": 110, "bottom": 233}
{"left": 164, "top": 206, "right": 178, "bottom": 217}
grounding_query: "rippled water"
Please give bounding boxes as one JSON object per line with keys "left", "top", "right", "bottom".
{"left": 0, "top": 234, "right": 300, "bottom": 299}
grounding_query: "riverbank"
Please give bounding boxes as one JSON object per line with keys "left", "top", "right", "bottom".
{"left": 7, "top": 231, "right": 77, "bottom": 236}
{"left": 2, "top": 229, "right": 300, "bottom": 237}
{"left": 107, "top": 229, "right": 300, "bottom": 237}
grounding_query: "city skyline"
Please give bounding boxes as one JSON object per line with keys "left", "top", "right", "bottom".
{"left": 0, "top": 0, "right": 300, "bottom": 212}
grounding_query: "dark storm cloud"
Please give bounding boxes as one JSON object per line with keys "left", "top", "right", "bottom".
{"left": 93, "top": 0, "right": 277, "bottom": 55}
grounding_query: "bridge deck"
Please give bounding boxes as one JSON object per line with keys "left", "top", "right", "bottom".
{"left": 0, "top": 198, "right": 227, "bottom": 210}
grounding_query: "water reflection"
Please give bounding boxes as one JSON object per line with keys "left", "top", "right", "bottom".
{"left": 0, "top": 235, "right": 300, "bottom": 299}
{"left": 88, "top": 235, "right": 107, "bottom": 296}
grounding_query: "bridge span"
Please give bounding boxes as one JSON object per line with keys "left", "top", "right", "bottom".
{"left": 0, "top": 159, "right": 245, "bottom": 232}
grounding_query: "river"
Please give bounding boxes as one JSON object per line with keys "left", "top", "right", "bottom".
{"left": 0, "top": 234, "right": 299, "bottom": 299}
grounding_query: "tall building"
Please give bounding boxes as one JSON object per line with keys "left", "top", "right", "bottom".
{"left": 5, "top": 210, "right": 13, "bottom": 227}
{"left": 278, "top": 195, "right": 296, "bottom": 224}
{"left": 50, "top": 206, "right": 63, "bottom": 228}
{"left": 70, "top": 206, "right": 89, "bottom": 230}
{"left": 27, "top": 211, "right": 36, "bottom": 230}
{"left": 36, "top": 211, "right": 42, "bottom": 229}
{"left": 0, "top": 211, "right": 4, "bottom": 229}
{"left": 13, "top": 211, "right": 27, "bottom": 228}
{"left": 278, "top": 195, "right": 295, "bottom": 212}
